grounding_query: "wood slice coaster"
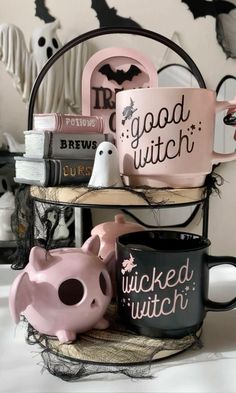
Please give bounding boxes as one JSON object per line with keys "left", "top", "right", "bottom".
{"left": 30, "top": 185, "right": 206, "bottom": 208}
{"left": 28, "top": 304, "right": 202, "bottom": 366}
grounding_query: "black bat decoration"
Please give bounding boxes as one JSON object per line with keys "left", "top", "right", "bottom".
{"left": 182, "top": 0, "right": 236, "bottom": 18}
{"left": 91, "top": 0, "right": 142, "bottom": 28}
{"left": 35, "top": 0, "right": 56, "bottom": 23}
{"left": 99, "top": 64, "right": 142, "bottom": 85}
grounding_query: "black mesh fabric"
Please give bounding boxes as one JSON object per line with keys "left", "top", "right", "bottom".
{"left": 10, "top": 172, "right": 222, "bottom": 270}
{"left": 24, "top": 304, "right": 202, "bottom": 381}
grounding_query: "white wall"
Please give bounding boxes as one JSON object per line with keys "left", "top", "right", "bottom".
{"left": 0, "top": 0, "right": 236, "bottom": 255}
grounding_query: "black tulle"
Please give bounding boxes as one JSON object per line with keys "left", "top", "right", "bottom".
{"left": 24, "top": 304, "right": 202, "bottom": 381}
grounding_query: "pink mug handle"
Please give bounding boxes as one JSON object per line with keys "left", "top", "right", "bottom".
{"left": 211, "top": 100, "right": 236, "bottom": 165}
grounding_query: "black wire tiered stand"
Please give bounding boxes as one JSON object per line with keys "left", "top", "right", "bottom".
{"left": 15, "top": 26, "right": 213, "bottom": 380}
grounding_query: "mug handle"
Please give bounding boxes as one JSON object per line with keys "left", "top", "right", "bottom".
{"left": 205, "top": 254, "right": 236, "bottom": 311}
{"left": 211, "top": 100, "right": 236, "bottom": 165}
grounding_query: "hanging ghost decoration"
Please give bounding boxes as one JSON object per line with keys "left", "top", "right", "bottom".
{"left": 0, "top": 21, "right": 88, "bottom": 113}
{"left": 30, "top": 21, "right": 61, "bottom": 70}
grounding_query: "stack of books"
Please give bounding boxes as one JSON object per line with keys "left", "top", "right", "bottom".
{"left": 14, "top": 113, "right": 112, "bottom": 186}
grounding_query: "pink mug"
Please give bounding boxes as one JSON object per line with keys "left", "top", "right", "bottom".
{"left": 116, "top": 87, "right": 236, "bottom": 188}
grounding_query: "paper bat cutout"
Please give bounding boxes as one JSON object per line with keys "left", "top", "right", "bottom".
{"left": 91, "top": 0, "right": 142, "bottom": 28}
{"left": 182, "top": 0, "right": 236, "bottom": 18}
{"left": 35, "top": 0, "right": 56, "bottom": 23}
{"left": 99, "top": 64, "right": 142, "bottom": 85}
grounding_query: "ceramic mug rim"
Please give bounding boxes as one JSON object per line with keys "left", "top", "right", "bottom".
{"left": 116, "top": 230, "right": 211, "bottom": 253}
{"left": 116, "top": 86, "right": 216, "bottom": 95}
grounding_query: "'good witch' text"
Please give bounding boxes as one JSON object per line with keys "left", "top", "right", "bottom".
{"left": 127, "top": 95, "right": 195, "bottom": 169}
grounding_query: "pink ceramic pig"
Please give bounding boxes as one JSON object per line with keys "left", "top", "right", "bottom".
{"left": 9, "top": 235, "right": 113, "bottom": 344}
{"left": 91, "top": 214, "right": 144, "bottom": 259}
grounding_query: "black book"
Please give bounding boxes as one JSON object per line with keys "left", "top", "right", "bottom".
{"left": 14, "top": 156, "right": 93, "bottom": 186}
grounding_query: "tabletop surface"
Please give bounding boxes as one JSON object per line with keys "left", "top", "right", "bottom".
{"left": 1, "top": 263, "right": 236, "bottom": 393}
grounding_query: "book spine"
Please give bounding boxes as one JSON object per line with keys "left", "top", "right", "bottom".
{"left": 59, "top": 114, "right": 104, "bottom": 133}
{"left": 49, "top": 132, "right": 113, "bottom": 159}
{"left": 35, "top": 114, "right": 104, "bottom": 133}
{"left": 14, "top": 158, "right": 94, "bottom": 186}
{"left": 50, "top": 159, "right": 93, "bottom": 186}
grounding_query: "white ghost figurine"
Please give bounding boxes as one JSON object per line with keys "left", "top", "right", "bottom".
{"left": 0, "top": 191, "right": 16, "bottom": 241}
{"left": 88, "top": 141, "right": 124, "bottom": 188}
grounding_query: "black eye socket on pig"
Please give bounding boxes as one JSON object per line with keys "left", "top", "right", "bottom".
{"left": 58, "top": 278, "right": 84, "bottom": 305}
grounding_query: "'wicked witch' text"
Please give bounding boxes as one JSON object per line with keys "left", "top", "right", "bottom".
{"left": 121, "top": 257, "right": 194, "bottom": 320}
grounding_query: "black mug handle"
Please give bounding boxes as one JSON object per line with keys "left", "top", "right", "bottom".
{"left": 205, "top": 255, "right": 236, "bottom": 311}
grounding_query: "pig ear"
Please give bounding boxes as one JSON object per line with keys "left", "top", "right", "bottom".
{"left": 29, "top": 246, "right": 49, "bottom": 271}
{"left": 9, "top": 272, "right": 32, "bottom": 323}
{"left": 81, "top": 235, "right": 100, "bottom": 256}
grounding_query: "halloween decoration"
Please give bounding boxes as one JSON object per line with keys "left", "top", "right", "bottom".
{"left": 0, "top": 191, "right": 15, "bottom": 241}
{"left": 116, "top": 230, "right": 236, "bottom": 338}
{"left": 82, "top": 47, "right": 158, "bottom": 135}
{"left": 182, "top": 0, "right": 236, "bottom": 58}
{"left": 91, "top": 0, "right": 142, "bottom": 28}
{"left": 26, "top": 301, "right": 201, "bottom": 381}
{"left": 182, "top": 0, "right": 236, "bottom": 18}
{"left": 34, "top": 0, "right": 56, "bottom": 23}
{"left": 99, "top": 64, "right": 142, "bottom": 85}
{"left": 34, "top": 203, "right": 74, "bottom": 244}
{"left": 9, "top": 235, "right": 113, "bottom": 343}
{"left": 88, "top": 141, "right": 123, "bottom": 188}
{"left": 0, "top": 21, "right": 88, "bottom": 113}
{"left": 9, "top": 26, "right": 216, "bottom": 381}
{"left": 0, "top": 21, "right": 63, "bottom": 113}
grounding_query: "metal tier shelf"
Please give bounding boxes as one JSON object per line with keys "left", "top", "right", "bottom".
{"left": 30, "top": 185, "right": 207, "bottom": 209}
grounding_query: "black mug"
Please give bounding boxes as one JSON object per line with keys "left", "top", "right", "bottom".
{"left": 116, "top": 230, "right": 236, "bottom": 338}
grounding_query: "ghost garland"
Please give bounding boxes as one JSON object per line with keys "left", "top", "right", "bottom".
{"left": 0, "top": 21, "right": 88, "bottom": 114}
